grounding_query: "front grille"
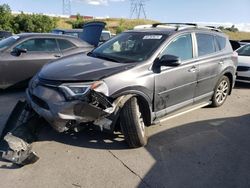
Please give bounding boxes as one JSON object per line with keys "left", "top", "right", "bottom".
{"left": 237, "top": 76, "right": 250, "bottom": 81}
{"left": 237, "top": 66, "right": 250, "bottom": 72}
{"left": 31, "top": 94, "right": 50, "bottom": 110}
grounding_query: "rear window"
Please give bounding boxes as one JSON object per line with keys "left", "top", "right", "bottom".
{"left": 57, "top": 39, "right": 76, "bottom": 50}
{"left": 216, "top": 36, "right": 226, "bottom": 50}
{"left": 196, "top": 33, "right": 216, "bottom": 56}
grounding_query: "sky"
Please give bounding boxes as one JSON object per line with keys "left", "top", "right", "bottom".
{"left": 1, "top": 0, "right": 250, "bottom": 30}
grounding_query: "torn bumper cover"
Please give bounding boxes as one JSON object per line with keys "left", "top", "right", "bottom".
{"left": 26, "top": 83, "right": 131, "bottom": 133}
{"left": 1, "top": 133, "right": 39, "bottom": 166}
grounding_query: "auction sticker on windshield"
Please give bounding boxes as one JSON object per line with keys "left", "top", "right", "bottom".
{"left": 143, "top": 35, "right": 162, "bottom": 40}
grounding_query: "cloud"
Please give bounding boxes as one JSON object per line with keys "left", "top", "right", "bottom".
{"left": 74, "top": 0, "right": 125, "bottom": 6}
{"left": 196, "top": 22, "right": 250, "bottom": 32}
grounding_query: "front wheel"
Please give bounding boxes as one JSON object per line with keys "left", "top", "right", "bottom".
{"left": 211, "top": 76, "right": 230, "bottom": 107}
{"left": 120, "top": 97, "right": 148, "bottom": 148}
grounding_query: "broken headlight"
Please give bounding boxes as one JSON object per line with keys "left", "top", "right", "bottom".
{"left": 59, "top": 81, "right": 109, "bottom": 100}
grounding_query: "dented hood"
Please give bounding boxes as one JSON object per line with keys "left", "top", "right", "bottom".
{"left": 38, "top": 53, "right": 135, "bottom": 81}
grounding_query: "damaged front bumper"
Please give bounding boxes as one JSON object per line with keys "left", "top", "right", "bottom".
{"left": 1, "top": 133, "right": 39, "bottom": 166}
{"left": 26, "top": 82, "right": 131, "bottom": 133}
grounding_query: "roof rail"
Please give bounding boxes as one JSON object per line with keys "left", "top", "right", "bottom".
{"left": 197, "top": 26, "right": 222, "bottom": 32}
{"left": 152, "top": 23, "right": 198, "bottom": 28}
{"left": 134, "top": 23, "right": 222, "bottom": 32}
{"left": 152, "top": 23, "right": 221, "bottom": 32}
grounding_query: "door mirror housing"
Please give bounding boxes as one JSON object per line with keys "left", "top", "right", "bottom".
{"left": 158, "top": 55, "right": 181, "bottom": 67}
{"left": 12, "top": 48, "right": 27, "bottom": 56}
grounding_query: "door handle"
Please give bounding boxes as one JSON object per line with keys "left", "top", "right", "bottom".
{"left": 219, "top": 61, "right": 224, "bottom": 65}
{"left": 54, "top": 54, "right": 61, "bottom": 58}
{"left": 188, "top": 66, "right": 197, "bottom": 72}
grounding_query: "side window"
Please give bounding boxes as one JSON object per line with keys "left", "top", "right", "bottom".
{"left": 160, "top": 34, "right": 193, "bottom": 61}
{"left": 16, "top": 39, "right": 35, "bottom": 51}
{"left": 216, "top": 36, "right": 226, "bottom": 50}
{"left": 196, "top": 33, "right": 216, "bottom": 56}
{"left": 16, "top": 38, "right": 59, "bottom": 52}
{"left": 57, "top": 39, "right": 76, "bottom": 51}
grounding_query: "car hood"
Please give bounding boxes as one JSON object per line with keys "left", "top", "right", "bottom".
{"left": 238, "top": 56, "right": 250, "bottom": 66}
{"left": 39, "top": 53, "right": 136, "bottom": 81}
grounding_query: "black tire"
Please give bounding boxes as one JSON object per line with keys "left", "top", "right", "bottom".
{"left": 211, "top": 76, "right": 230, "bottom": 107}
{"left": 120, "top": 97, "right": 148, "bottom": 148}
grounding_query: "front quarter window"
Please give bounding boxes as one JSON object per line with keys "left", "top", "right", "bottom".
{"left": 91, "top": 32, "right": 167, "bottom": 63}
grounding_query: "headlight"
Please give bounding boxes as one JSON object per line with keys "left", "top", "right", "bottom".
{"left": 59, "top": 81, "right": 109, "bottom": 100}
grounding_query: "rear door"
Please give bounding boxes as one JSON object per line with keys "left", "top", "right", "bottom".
{"left": 0, "top": 38, "right": 61, "bottom": 87}
{"left": 194, "top": 33, "right": 222, "bottom": 102}
{"left": 154, "top": 33, "right": 198, "bottom": 117}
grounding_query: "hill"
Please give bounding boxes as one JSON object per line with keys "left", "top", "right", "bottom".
{"left": 57, "top": 18, "right": 250, "bottom": 40}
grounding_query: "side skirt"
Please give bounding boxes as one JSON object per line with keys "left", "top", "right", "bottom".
{"left": 153, "top": 101, "right": 211, "bottom": 125}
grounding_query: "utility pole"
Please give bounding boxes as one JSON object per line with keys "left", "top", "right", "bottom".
{"left": 63, "top": 0, "right": 71, "bottom": 15}
{"left": 130, "top": 0, "right": 147, "bottom": 19}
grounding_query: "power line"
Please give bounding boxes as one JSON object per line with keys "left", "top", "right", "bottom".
{"left": 130, "top": 0, "right": 148, "bottom": 19}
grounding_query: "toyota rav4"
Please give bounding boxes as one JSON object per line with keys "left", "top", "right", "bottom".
{"left": 26, "top": 23, "right": 238, "bottom": 148}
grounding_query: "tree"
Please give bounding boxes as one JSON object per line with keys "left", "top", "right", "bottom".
{"left": 225, "top": 25, "right": 239, "bottom": 32}
{"left": 70, "top": 13, "right": 85, "bottom": 29}
{"left": 0, "top": 4, "right": 13, "bottom": 32}
{"left": 13, "top": 12, "right": 57, "bottom": 33}
{"left": 0, "top": 4, "right": 57, "bottom": 33}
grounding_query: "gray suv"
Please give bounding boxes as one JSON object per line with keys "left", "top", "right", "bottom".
{"left": 26, "top": 23, "right": 238, "bottom": 148}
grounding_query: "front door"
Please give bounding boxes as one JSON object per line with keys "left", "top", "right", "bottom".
{"left": 154, "top": 33, "right": 197, "bottom": 117}
{"left": 0, "top": 38, "right": 61, "bottom": 88}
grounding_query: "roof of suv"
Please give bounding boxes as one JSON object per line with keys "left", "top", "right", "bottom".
{"left": 131, "top": 23, "right": 224, "bottom": 36}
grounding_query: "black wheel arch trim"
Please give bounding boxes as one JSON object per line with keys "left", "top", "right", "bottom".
{"left": 218, "top": 66, "right": 236, "bottom": 95}
{"left": 111, "top": 87, "right": 153, "bottom": 124}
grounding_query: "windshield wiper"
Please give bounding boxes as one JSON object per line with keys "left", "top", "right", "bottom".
{"left": 92, "top": 53, "right": 119, "bottom": 62}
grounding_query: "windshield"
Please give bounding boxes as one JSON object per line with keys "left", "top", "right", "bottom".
{"left": 237, "top": 44, "right": 250, "bottom": 56}
{"left": 90, "top": 32, "right": 167, "bottom": 63}
{"left": 0, "top": 36, "right": 19, "bottom": 51}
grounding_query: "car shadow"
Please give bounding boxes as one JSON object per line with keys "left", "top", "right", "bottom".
{"left": 139, "top": 114, "right": 250, "bottom": 188}
{"left": 234, "top": 81, "right": 250, "bottom": 89}
{"left": 37, "top": 125, "right": 129, "bottom": 150}
{"left": 32, "top": 114, "right": 250, "bottom": 188}
{"left": 35, "top": 114, "right": 250, "bottom": 187}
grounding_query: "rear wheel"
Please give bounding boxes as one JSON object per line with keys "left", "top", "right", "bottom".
{"left": 211, "top": 76, "right": 230, "bottom": 107}
{"left": 120, "top": 97, "right": 148, "bottom": 148}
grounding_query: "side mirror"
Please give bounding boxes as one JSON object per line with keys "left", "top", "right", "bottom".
{"left": 158, "top": 55, "right": 181, "bottom": 67}
{"left": 11, "top": 48, "right": 27, "bottom": 56}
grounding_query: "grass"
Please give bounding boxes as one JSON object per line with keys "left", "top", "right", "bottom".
{"left": 223, "top": 31, "right": 250, "bottom": 40}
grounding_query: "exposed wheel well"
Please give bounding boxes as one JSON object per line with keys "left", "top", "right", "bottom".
{"left": 114, "top": 94, "right": 152, "bottom": 131}
{"left": 224, "top": 72, "right": 233, "bottom": 95}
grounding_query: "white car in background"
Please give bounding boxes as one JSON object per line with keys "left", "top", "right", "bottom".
{"left": 236, "top": 44, "right": 250, "bottom": 83}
